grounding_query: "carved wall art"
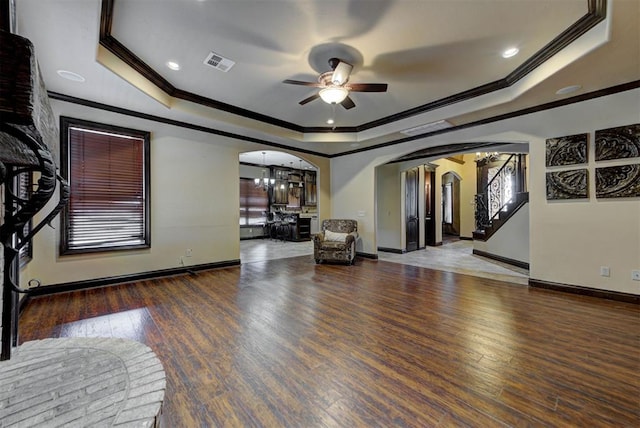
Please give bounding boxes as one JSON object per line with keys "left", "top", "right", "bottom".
{"left": 546, "top": 169, "right": 589, "bottom": 200}
{"left": 595, "top": 164, "right": 640, "bottom": 198}
{"left": 545, "top": 134, "right": 588, "bottom": 167}
{"left": 595, "top": 124, "right": 640, "bottom": 161}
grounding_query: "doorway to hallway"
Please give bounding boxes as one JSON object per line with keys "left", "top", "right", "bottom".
{"left": 442, "top": 171, "right": 461, "bottom": 240}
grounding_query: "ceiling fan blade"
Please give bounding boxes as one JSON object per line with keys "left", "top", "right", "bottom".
{"left": 283, "top": 79, "right": 323, "bottom": 87}
{"left": 299, "top": 93, "right": 320, "bottom": 105}
{"left": 331, "top": 61, "right": 353, "bottom": 85}
{"left": 348, "top": 83, "right": 388, "bottom": 92}
{"left": 340, "top": 96, "right": 356, "bottom": 110}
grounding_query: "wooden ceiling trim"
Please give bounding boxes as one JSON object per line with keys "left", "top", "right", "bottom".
{"left": 98, "top": 0, "right": 607, "bottom": 135}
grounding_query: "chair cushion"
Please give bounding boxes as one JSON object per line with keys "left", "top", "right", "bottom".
{"left": 324, "top": 230, "right": 349, "bottom": 242}
{"left": 321, "top": 241, "right": 348, "bottom": 251}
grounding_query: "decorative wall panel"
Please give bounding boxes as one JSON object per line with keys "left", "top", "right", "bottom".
{"left": 546, "top": 169, "right": 588, "bottom": 200}
{"left": 595, "top": 164, "right": 640, "bottom": 198}
{"left": 545, "top": 134, "right": 588, "bottom": 167}
{"left": 595, "top": 124, "right": 640, "bottom": 161}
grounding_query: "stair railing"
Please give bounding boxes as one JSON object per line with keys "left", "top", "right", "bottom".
{"left": 475, "top": 154, "right": 526, "bottom": 230}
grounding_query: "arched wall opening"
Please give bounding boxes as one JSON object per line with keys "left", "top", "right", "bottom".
{"left": 374, "top": 142, "right": 529, "bottom": 253}
{"left": 239, "top": 150, "right": 322, "bottom": 241}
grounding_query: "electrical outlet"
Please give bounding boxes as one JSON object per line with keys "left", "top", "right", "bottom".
{"left": 185, "top": 248, "right": 193, "bottom": 257}
{"left": 600, "top": 266, "right": 610, "bottom": 277}
{"left": 632, "top": 270, "right": 640, "bottom": 281}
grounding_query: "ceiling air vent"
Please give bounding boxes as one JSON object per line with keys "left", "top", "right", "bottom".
{"left": 203, "top": 52, "right": 235, "bottom": 72}
{"left": 401, "top": 120, "right": 452, "bottom": 136}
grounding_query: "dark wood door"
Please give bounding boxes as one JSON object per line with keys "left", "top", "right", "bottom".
{"left": 424, "top": 169, "right": 436, "bottom": 246}
{"left": 405, "top": 168, "right": 419, "bottom": 252}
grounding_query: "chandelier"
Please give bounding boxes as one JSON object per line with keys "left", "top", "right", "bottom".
{"left": 475, "top": 151, "right": 500, "bottom": 162}
{"left": 254, "top": 152, "right": 275, "bottom": 190}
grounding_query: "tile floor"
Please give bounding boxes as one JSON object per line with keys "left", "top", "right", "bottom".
{"left": 240, "top": 238, "right": 529, "bottom": 285}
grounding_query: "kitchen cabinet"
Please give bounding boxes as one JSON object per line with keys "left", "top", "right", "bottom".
{"left": 272, "top": 180, "right": 288, "bottom": 204}
{"left": 271, "top": 167, "right": 289, "bottom": 205}
{"left": 304, "top": 171, "right": 317, "bottom": 206}
{"left": 287, "top": 215, "right": 311, "bottom": 241}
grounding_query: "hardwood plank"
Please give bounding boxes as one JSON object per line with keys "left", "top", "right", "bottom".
{"left": 18, "top": 257, "right": 640, "bottom": 427}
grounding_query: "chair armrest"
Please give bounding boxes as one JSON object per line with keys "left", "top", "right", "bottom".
{"left": 345, "top": 232, "right": 357, "bottom": 246}
{"left": 313, "top": 232, "right": 325, "bottom": 248}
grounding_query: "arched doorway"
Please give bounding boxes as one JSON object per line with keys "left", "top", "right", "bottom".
{"left": 238, "top": 150, "right": 319, "bottom": 262}
{"left": 441, "top": 171, "right": 461, "bottom": 240}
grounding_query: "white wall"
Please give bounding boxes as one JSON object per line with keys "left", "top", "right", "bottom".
{"left": 474, "top": 203, "right": 530, "bottom": 264}
{"left": 25, "top": 99, "right": 332, "bottom": 287}
{"left": 332, "top": 88, "right": 640, "bottom": 294}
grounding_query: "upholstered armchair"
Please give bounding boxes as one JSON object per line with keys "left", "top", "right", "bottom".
{"left": 313, "top": 219, "right": 358, "bottom": 264}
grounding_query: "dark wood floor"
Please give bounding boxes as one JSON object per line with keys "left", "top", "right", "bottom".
{"left": 19, "top": 257, "right": 640, "bottom": 427}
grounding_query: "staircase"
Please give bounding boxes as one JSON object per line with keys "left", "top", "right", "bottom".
{"left": 473, "top": 192, "right": 528, "bottom": 241}
{"left": 472, "top": 153, "right": 527, "bottom": 242}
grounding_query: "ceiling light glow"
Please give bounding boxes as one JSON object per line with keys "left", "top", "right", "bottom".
{"left": 56, "top": 70, "right": 85, "bottom": 82}
{"left": 319, "top": 86, "right": 349, "bottom": 104}
{"left": 502, "top": 47, "right": 519, "bottom": 58}
{"left": 556, "top": 85, "right": 582, "bottom": 95}
{"left": 327, "top": 118, "right": 335, "bottom": 125}
{"left": 166, "top": 61, "right": 181, "bottom": 71}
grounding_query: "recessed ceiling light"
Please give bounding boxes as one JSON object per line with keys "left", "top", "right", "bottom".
{"left": 556, "top": 85, "right": 582, "bottom": 95}
{"left": 327, "top": 119, "right": 335, "bottom": 125}
{"left": 502, "top": 47, "right": 519, "bottom": 58}
{"left": 166, "top": 61, "right": 181, "bottom": 71}
{"left": 56, "top": 70, "right": 85, "bottom": 82}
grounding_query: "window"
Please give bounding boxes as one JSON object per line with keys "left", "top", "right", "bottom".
{"left": 60, "top": 117, "right": 150, "bottom": 254}
{"left": 443, "top": 182, "right": 453, "bottom": 225}
{"left": 239, "top": 178, "right": 268, "bottom": 225}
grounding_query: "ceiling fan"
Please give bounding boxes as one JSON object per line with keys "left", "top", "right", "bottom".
{"left": 283, "top": 58, "right": 387, "bottom": 110}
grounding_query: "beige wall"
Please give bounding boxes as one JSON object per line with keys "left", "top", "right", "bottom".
{"left": 376, "top": 158, "right": 475, "bottom": 251}
{"left": 18, "top": 89, "right": 640, "bottom": 296}
{"left": 375, "top": 163, "right": 403, "bottom": 249}
{"left": 431, "top": 155, "right": 477, "bottom": 240}
{"left": 474, "top": 203, "right": 530, "bottom": 264}
{"left": 23, "top": 99, "right": 331, "bottom": 287}
{"left": 332, "top": 152, "right": 399, "bottom": 254}
{"left": 332, "top": 88, "right": 640, "bottom": 295}
{"left": 529, "top": 128, "right": 639, "bottom": 293}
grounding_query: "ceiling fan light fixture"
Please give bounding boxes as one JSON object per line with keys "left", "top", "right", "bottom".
{"left": 319, "top": 86, "right": 349, "bottom": 104}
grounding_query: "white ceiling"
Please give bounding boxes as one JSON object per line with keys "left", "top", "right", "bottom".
{"left": 240, "top": 151, "right": 316, "bottom": 170}
{"left": 14, "top": 0, "right": 640, "bottom": 157}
